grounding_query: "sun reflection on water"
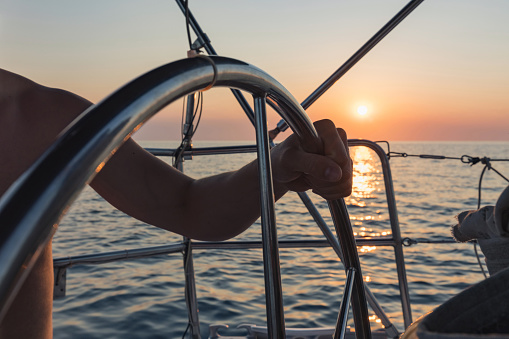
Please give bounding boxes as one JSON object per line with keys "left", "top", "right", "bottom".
{"left": 369, "top": 314, "right": 382, "bottom": 324}
{"left": 347, "top": 147, "right": 393, "bottom": 260}
{"left": 359, "top": 246, "right": 377, "bottom": 253}
{"left": 350, "top": 146, "right": 380, "bottom": 204}
{"left": 353, "top": 227, "right": 392, "bottom": 238}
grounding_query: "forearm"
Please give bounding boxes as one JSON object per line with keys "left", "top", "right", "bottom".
{"left": 91, "top": 139, "right": 288, "bottom": 241}
{"left": 182, "top": 160, "right": 288, "bottom": 240}
{"left": 91, "top": 120, "right": 350, "bottom": 241}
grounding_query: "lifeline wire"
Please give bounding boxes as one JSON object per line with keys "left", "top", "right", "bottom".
{"left": 401, "top": 236, "right": 488, "bottom": 279}
{"left": 387, "top": 146, "right": 509, "bottom": 279}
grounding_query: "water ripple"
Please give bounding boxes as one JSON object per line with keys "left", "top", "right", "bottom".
{"left": 52, "top": 141, "right": 509, "bottom": 337}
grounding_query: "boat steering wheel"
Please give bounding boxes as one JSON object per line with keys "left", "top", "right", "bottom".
{"left": 0, "top": 56, "right": 370, "bottom": 339}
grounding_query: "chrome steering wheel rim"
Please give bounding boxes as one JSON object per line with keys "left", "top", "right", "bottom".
{"left": 0, "top": 56, "right": 369, "bottom": 338}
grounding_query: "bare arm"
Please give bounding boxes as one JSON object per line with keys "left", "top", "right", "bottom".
{"left": 28, "top": 83, "right": 352, "bottom": 242}
{"left": 91, "top": 140, "right": 264, "bottom": 241}
{"left": 91, "top": 119, "right": 352, "bottom": 241}
{"left": 0, "top": 68, "right": 351, "bottom": 338}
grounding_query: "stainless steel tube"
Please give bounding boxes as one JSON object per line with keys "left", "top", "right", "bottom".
{"left": 52, "top": 244, "right": 185, "bottom": 268}
{"left": 350, "top": 140, "right": 412, "bottom": 328}
{"left": 334, "top": 268, "right": 356, "bottom": 339}
{"left": 254, "top": 95, "right": 286, "bottom": 339}
{"left": 299, "top": 191, "right": 399, "bottom": 337}
{"left": 183, "top": 240, "right": 201, "bottom": 339}
{"left": 0, "top": 56, "right": 314, "bottom": 321}
{"left": 329, "top": 199, "right": 371, "bottom": 339}
{"left": 146, "top": 145, "right": 258, "bottom": 157}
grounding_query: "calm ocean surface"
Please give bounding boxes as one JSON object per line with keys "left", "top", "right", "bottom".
{"left": 52, "top": 141, "right": 509, "bottom": 338}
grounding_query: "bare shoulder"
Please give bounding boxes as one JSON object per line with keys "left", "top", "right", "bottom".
{"left": 33, "top": 86, "right": 93, "bottom": 130}
{"left": 0, "top": 68, "right": 93, "bottom": 137}
{"left": 0, "top": 69, "right": 95, "bottom": 195}
{"left": 0, "top": 69, "right": 94, "bottom": 193}
{"left": 0, "top": 69, "right": 37, "bottom": 105}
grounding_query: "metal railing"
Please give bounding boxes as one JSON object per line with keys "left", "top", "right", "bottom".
{"left": 52, "top": 138, "right": 410, "bottom": 339}
{"left": 148, "top": 139, "right": 412, "bottom": 331}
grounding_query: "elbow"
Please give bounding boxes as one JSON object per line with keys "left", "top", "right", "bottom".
{"left": 185, "top": 223, "right": 249, "bottom": 242}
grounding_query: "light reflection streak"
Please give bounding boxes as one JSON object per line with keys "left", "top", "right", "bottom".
{"left": 347, "top": 147, "right": 392, "bottom": 259}
{"left": 358, "top": 246, "right": 377, "bottom": 253}
{"left": 369, "top": 314, "right": 382, "bottom": 325}
{"left": 353, "top": 227, "right": 392, "bottom": 238}
{"left": 350, "top": 146, "right": 378, "bottom": 202}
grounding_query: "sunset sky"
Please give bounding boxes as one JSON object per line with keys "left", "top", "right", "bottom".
{"left": 2, "top": 0, "right": 508, "bottom": 141}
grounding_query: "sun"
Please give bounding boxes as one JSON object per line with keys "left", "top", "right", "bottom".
{"left": 357, "top": 105, "right": 368, "bottom": 116}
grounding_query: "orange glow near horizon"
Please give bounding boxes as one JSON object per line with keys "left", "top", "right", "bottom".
{"left": 3, "top": 1, "right": 508, "bottom": 142}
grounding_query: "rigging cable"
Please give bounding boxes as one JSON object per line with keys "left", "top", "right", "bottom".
{"left": 174, "top": 1, "right": 217, "bottom": 169}
{"left": 180, "top": 2, "right": 203, "bottom": 337}
{"left": 173, "top": 92, "right": 203, "bottom": 167}
{"left": 384, "top": 146, "right": 509, "bottom": 279}
{"left": 182, "top": 239, "right": 193, "bottom": 339}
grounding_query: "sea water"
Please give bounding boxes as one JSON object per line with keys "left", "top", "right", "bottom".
{"left": 52, "top": 141, "right": 509, "bottom": 338}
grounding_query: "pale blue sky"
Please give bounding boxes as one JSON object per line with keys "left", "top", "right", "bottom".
{"left": 2, "top": 1, "right": 509, "bottom": 140}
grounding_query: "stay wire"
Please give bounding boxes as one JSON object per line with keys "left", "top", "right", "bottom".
{"left": 175, "top": 0, "right": 213, "bottom": 168}
{"left": 184, "top": 0, "right": 192, "bottom": 50}
{"left": 181, "top": 2, "right": 202, "bottom": 337}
